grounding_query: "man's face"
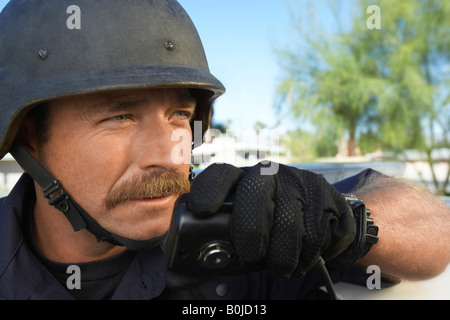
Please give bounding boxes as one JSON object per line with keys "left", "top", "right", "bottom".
{"left": 34, "top": 88, "right": 194, "bottom": 241}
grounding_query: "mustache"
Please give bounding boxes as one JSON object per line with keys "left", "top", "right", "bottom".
{"left": 105, "top": 170, "right": 191, "bottom": 210}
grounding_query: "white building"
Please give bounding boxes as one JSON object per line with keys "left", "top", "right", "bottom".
{"left": 192, "top": 129, "right": 285, "bottom": 168}
{"left": 0, "top": 153, "right": 23, "bottom": 197}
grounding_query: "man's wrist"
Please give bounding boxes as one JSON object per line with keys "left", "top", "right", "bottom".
{"left": 344, "top": 194, "right": 379, "bottom": 263}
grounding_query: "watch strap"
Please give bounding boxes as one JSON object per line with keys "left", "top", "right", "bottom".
{"left": 344, "top": 194, "right": 379, "bottom": 262}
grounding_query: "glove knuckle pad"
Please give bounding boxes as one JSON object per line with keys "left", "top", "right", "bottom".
{"left": 188, "top": 163, "right": 243, "bottom": 214}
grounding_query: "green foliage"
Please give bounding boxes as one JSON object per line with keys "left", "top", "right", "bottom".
{"left": 276, "top": 0, "right": 449, "bottom": 157}
{"left": 282, "top": 127, "right": 340, "bottom": 162}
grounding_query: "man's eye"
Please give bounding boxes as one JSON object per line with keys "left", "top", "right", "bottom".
{"left": 174, "top": 111, "right": 192, "bottom": 119}
{"left": 109, "top": 114, "right": 130, "bottom": 121}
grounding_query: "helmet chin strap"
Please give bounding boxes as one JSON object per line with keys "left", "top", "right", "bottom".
{"left": 9, "top": 140, "right": 167, "bottom": 251}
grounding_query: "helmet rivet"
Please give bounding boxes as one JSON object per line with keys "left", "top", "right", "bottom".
{"left": 38, "top": 48, "right": 49, "bottom": 60}
{"left": 164, "top": 40, "right": 174, "bottom": 51}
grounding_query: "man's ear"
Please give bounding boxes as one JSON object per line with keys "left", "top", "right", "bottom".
{"left": 15, "top": 116, "right": 40, "bottom": 157}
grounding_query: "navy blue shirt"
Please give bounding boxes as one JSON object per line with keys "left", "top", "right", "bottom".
{"left": 0, "top": 170, "right": 379, "bottom": 300}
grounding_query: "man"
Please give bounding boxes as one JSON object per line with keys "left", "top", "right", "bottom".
{"left": 0, "top": 0, "right": 449, "bottom": 300}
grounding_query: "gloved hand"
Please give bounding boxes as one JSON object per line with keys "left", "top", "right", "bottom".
{"left": 186, "top": 162, "right": 356, "bottom": 279}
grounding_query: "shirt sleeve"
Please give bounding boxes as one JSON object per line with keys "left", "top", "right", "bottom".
{"left": 332, "top": 168, "right": 385, "bottom": 194}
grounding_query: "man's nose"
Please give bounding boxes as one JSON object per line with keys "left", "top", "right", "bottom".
{"left": 134, "top": 119, "right": 191, "bottom": 170}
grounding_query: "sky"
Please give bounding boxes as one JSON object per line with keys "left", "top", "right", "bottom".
{"left": 178, "top": 0, "right": 293, "bottom": 132}
{"left": 0, "top": 0, "right": 357, "bottom": 134}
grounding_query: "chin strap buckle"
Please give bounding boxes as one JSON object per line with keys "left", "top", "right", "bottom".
{"left": 43, "top": 180, "right": 70, "bottom": 213}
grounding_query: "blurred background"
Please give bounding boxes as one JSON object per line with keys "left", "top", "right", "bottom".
{"left": 182, "top": 0, "right": 450, "bottom": 199}
{"left": 0, "top": 0, "right": 449, "bottom": 299}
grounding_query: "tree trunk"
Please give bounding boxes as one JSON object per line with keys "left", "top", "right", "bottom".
{"left": 347, "top": 120, "right": 356, "bottom": 156}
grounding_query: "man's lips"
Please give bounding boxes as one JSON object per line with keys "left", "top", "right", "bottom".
{"left": 135, "top": 195, "right": 171, "bottom": 201}
{"left": 127, "top": 194, "right": 176, "bottom": 206}
{"left": 140, "top": 193, "right": 170, "bottom": 199}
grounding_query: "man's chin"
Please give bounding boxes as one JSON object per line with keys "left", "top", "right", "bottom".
{"left": 108, "top": 218, "right": 171, "bottom": 243}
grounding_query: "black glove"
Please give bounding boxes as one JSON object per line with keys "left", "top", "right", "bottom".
{"left": 186, "top": 162, "right": 356, "bottom": 279}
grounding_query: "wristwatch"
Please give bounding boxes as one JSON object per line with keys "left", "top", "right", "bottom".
{"left": 344, "top": 194, "right": 379, "bottom": 261}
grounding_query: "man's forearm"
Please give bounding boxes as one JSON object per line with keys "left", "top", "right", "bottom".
{"left": 353, "top": 176, "right": 450, "bottom": 280}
